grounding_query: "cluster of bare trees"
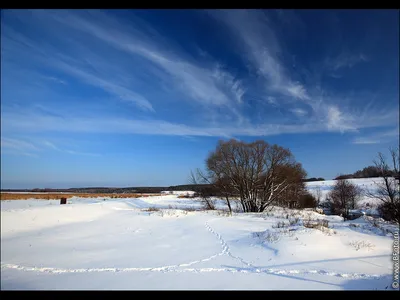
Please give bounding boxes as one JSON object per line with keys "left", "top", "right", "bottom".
{"left": 312, "top": 185, "right": 323, "bottom": 206}
{"left": 327, "top": 147, "right": 399, "bottom": 223}
{"left": 335, "top": 164, "right": 398, "bottom": 180}
{"left": 327, "top": 179, "right": 362, "bottom": 220}
{"left": 191, "top": 139, "right": 314, "bottom": 213}
{"left": 365, "top": 148, "right": 400, "bottom": 223}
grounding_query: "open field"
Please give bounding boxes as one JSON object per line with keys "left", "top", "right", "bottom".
{"left": 1, "top": 178, "right": 398, "bottom": 290}
{"left": 0, "top": 193, "right": 161, "bottom": 201}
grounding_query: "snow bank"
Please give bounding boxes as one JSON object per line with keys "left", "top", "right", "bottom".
{"left": 161, "top": 190, "right": 196, "bottom": 196}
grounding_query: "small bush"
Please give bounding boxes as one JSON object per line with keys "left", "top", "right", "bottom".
{"left": 321, "top": 220, "right": 329, "bottom": 228}
{"left": 217, "top": 210, "right": 231, "bottom": 217}
{"left": 303, "top": 219, "right": 329, "bottom": 229}
{"left": 232, "top": 206, "right": 243, "bottom": 213}
{"left": 303, "top": 218, "right": 335, "bottom": 235}
{"left": 145, "top": 207, "right": 160, "bottom": 212}
{"left": 273, "top": 221, "right": 288, "bottom": 228}
{"left": 201, "top": 198, "right": 215, "bottom": 210}
{"left": 349, "top": 223, "right": 360, "bottom": 228}
{"left": 289, "top": 217, "right": 300, "bottom": 226}
{"left": 378, "top": 201, "right": 400, "bottom": 224}
{"left": 183, "top": 206, "right": 197, "bottom": 212}
{"left": 265, "top": 232, "right": 279, "bottom": 242}
{"left": 253, "top": 231, "right": 280, "bottom": 243}
{"left": 349, "top": 240, "right": 375, "bottom": 251}
{"left": 298, "top": 192, "right": 318, "bottom": 209}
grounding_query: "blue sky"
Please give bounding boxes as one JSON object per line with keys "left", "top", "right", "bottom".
{"left": 1, "top": 9, "right": 399, "bottom": 189}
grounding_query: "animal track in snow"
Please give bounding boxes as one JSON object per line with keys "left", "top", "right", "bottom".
{"left": 0, "top": 263, "right": 386, "bottom": 279}
{"left": 0, "top": 217, "right": 388, "bottom": 281}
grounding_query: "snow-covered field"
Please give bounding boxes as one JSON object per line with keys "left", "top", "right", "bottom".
{"left": 1, "top": 178, "right": 399, "bottom": 290}
{"left": 306, "top": 177, "right": 387, "bottom": 209}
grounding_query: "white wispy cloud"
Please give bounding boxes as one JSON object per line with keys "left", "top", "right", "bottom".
{"left": 53, "top": 57, "right": 155, "bottom": 112}
{"left": 1, "top": 9, "right": 397, "bottom": 142}
{"left": 208, "top": 9, "right": 309, "bottom": 101}
{"left": 1, "top": 137, "right": 40, "bottom": 157}
{"left": 3, "top": 107, "right": 397, "bottom": 139}
{"left": 2, "top": 9, "right": 248, "bottom": 124}
{"left": 326, "top": 52, "right": 369, "bottom": 71}
{"left": 352, "top": 128, "right": 399, "bottom": 145}
{"left": 1, "top": 149, "right": 39, "bottom": 158}
{"left": 212, "top": 64, "right": 246, "bottom": 104}
{"left": 290, "top": 108, "right": 307, "bottom": 117}
{"left": 324, "top": 105, "right": 357, "bottom": 132}
{"left": 207, "top": 9, "right": 393, "bottom": 135}
{"left": 42, "top": 76, "right": 67, "bottom": 85}
{"left": 0, "top": 108, "right": 322, "bottom": 138}
{"left": 1, "top": 12, "right": 155, "bottom": 112}
{"left": 64, "top": 150, "right": 102, "bottom": 157}
{"left": 44, "top": 9, "right": 245, "bottom": 115}
{"left": 1, "top": 137, "right": 39, "bottom": 152}
{"left": 43, "top": 141, "right": 61, "bottom": 151}
{"left": 0, "top": 136, "right": 101, "bottom": 158}
{"left": 42, "top": 140, "right": 101, "bottom": 157}
{"left": 266, "top": 96, "right": 277, "bottom": 105}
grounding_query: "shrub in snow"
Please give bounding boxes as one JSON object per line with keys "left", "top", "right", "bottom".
{"left": 201, "top": 198, "right": 216, "bottom": 210}
{"left": 297, "top": 192, "right": 318, "bottom": 209}
{"left": 378, "top": 201, "right": 400, "bottom": 224}
{"left": 216, "top": 210, "right": 231, "bottom": 217}
{"left": 145, "top": 207, "right": 160, "bottom": 212}
{"left": 303, "top": 219, "right": 329, "bottom": 229}
{"left": 328, "top": 179, "right": 362, "bottom": 220}
{"left": 349, "top": 240, "right": 375, "bottom": 251}
{"left": 182, "top": 206, "right": 197, "bottom": 212}
{"left": 253, "top": 230, "right": 280, "bottom": 243}
{"left": 349, "top": 223, "right": 360, "bottom": 228}
{"left": 273, "top": 221, "right": 289, "bottom": 228}
{"left": 302, "top": 218, "right": 335, "bottom": 235}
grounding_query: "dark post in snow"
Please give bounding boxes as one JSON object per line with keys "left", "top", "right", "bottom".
{"left": 60, "top": 197, "right": 67, "bottom": 205}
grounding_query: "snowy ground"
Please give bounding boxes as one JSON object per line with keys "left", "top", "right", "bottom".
{"left": 1, "top": 179, "right": 399, "bottom": 290}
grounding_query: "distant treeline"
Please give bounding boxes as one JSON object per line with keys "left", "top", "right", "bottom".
{"left": 2, "top": 181, "right": 326, "bottom": 193}
{"left": 303, "top": 178, "right": 325, "bottom": 182}
{"left": 1, "top": 185, "right": 208, "bottom": 194}
{"left": 335, "top": 165, "right": 398, "bottom": 180}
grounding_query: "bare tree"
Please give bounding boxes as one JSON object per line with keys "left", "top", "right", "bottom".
{"left": 365, "top": 148, "right": 400, "bottom": 223}
{"left": 328, "top": 179, "right": 362, "bottom": 220}
{"left": 312, "top": 185, "right": 323, "bottom": 206}
{"left": 189, "top": 170, "right": 217, "bottom": 211}
{"left": 274, "top": 162, "right": 309, "bottom": 208}
{"left": 192, "top": 139, "right": 307, "bottom": 213}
